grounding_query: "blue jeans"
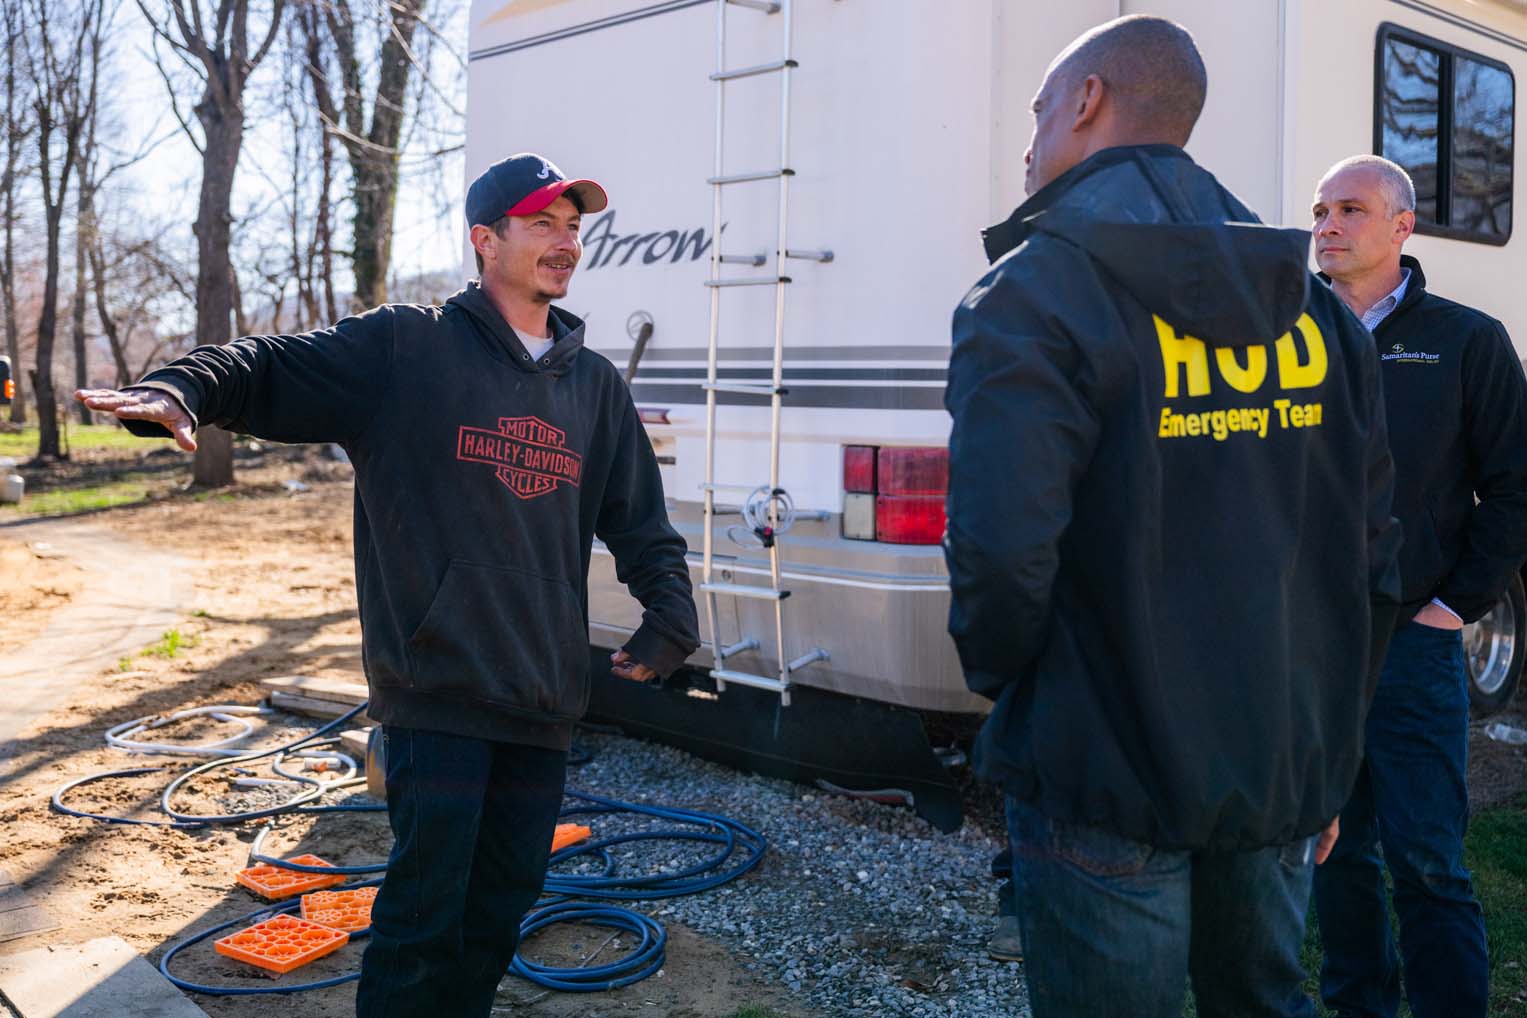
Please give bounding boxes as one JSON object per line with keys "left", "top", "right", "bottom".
{"left": 1312, "top": 622, "right": 1488, "bottom": 1018}
{"left": 356, "top": 726, "right": 568, "bottom": 1018}
{"left": 1008, "top": 797, "right": 1317, "bottom": 1018}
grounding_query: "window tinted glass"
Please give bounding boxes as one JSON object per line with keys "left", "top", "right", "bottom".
{"left": 1381, "top": 38, "right": 1441, "bottom": 223}
{"left": 1452, "top": 57, "right": 1514, "bottom": 239}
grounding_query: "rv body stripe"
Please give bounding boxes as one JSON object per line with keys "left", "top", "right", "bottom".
{"left": 629, "top": 383, "right": 945, "bottom": 410}
{"left": 469, "top": 0, "right": 709, "bottom": 61}
{"left": 591, "top": 545, "right": 952, "bottom": 592}
{"left": 1388, "top": 0, "right": 1527, "bottom": 52}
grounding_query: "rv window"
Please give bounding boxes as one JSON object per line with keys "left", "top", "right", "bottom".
{"left": 1375, "top": 24, "right": 1514, "bottom": 245}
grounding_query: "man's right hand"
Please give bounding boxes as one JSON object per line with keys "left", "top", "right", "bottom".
{"left": 75, "top": 387, "right": 197, "bottom": 452}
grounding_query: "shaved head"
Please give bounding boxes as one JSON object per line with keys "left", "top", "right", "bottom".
{"left": 1049, "top": 15, "right": 1208, "bottom": 146}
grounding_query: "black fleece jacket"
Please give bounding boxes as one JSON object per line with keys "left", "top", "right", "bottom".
{"left": 1354, "top": 255, "right": 1527, "bottom": 624}
{"left": 127, "top": 282, "right": 699, "bottom": 750}
{"left": 947, "top": 146, "right": 1402, "bottom": 851}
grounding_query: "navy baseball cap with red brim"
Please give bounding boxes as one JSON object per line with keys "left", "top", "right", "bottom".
{"left": 466, "top": 153, "right": 608, "bottom": 227}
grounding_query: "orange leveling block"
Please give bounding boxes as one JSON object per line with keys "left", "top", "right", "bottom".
{"left": 213, "top": 914, "right": 349, "bottom": 974}
{"left": 300, "top": 885, "right": 378, "bottom": 933}
{"left": 551, "top": 823, "right": 592, "bottom": 853}
{"left": 235, "top": 854, "right": 347, "bottom": 900}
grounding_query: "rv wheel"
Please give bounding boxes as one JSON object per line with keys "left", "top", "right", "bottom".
{"left": 1466, "top": 571, "right": 1526, "bottom": 717}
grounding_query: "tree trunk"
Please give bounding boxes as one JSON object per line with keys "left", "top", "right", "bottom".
{"left": 351, "top": 158, "right": 396, "bottom": 310}
{"left": 72, "top": 177, "right": 90, "bottom": 423}
{"left": 1, "top": 186, "right": 20, "bottom": 423}
{"left": 189, "top": 96, "right": 242, "bottom": 489}
{"left": 34, "top": 196, "right": 64, "bottom": 460}
{"left": 88, "top": 236, "right": 128, "bottom": 387}
{"left": 2, "top": 2, "right": 24, "bottom": 425}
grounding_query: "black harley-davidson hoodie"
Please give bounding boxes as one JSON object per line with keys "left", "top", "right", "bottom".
{"left": 125, "top": 282, "right": 699, "bottom": 750}
{"left": 948, "top": 146, "right": 1402, "bottom": 851}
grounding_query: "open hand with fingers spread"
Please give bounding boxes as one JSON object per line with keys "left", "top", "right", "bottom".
{"left": 75, "top": 387, "right": 197, "bottom": 452}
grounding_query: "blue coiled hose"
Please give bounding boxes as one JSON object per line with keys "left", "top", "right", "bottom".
{"left": 60, "top": 702, "right": 767, "bottom": 995}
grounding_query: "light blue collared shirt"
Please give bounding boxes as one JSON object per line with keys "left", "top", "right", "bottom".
{"left": 1360, "top": 268, "right": 1411, "bottom": 331}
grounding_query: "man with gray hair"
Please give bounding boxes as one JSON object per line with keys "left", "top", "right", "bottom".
{"left": 946, "top": 16, "right": 1400, "bottom": 1018}
{"left": 1311, "top": 154, "right": 1527, "bottom": 1018}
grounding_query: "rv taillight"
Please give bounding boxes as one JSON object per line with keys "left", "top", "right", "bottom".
{"left": 875, "top": 495, "right": 946, "bottom": 545}
{"left": 876, "top": 446, "right": 948, "bottom": 495}
{"left": 843, "top": 445, "right": 876, "bottom": 493}
{"left": 1, "top": 379, "right": 11, "bottom": 401}
{"left": 841, "top": 445, "right": 947, "bottom": 545}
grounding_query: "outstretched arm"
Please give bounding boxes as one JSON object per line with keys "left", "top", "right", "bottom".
{"left": 76, "top": 307, "right": 396, "bottom": 448}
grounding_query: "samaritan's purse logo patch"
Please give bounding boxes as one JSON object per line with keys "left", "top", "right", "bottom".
{"left": 457, "top": 416, "right": 583, "bottom": 499}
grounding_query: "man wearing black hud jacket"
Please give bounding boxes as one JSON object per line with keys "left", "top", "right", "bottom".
{"left": 78, "top": 153, "right": 700, "bottom": 1017}
{"left": 945, "top": 16, "right": 1401, "bottom": 1017}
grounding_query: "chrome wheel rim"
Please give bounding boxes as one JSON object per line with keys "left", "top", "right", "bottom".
{"left": 1466, "top": 596, "right": 1517, "bottom": 697}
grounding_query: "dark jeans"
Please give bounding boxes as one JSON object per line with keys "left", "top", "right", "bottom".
{"left": 355, "top": 726, "right": 568, "bottom": 1018}
{"left": 1313, "top": 622, "right": 1488, "bottom": 1018}
{"left": 1008, "top": 796, "right": 1316, "bottom": 1018}
{"left": 992, "top": 846, "right": 1018, "bottom": 917}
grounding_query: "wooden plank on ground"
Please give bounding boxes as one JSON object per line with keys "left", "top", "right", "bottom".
{"left": 268, "top": 690, "right": 374, "bottom": 725}
{"left": 259, "top": 674, "right": 368, "bottom": 706}
{"left": 0, "top": 936, "right": 209, "bottom": 1017}
{"left": 0, "top": 870, "right": 58, "bottom": 943}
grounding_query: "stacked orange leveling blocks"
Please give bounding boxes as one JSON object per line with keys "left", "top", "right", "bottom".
{"left": 215, "top": 825, "right": 592, "bottom": 974}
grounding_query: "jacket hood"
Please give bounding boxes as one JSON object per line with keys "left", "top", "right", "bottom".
{"left": 985, "top": 146, "right": 1311, "bottom": 348}
{"left": 446, "top": 281, "right": 586, "bottom": 376}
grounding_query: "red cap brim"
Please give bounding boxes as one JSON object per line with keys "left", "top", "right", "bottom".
{"left": 506, "top": 178, "right": 608, "bottom": 216}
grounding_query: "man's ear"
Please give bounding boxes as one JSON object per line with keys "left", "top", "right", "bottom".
{"left": 1394, "top": 209, "right": 1416, "bottom": 246}
{"left": 469, "top": 223, "right": 496, "bottom": 264}
{"left": 1073, "top": 73, "right": 1106, "bottom": 131}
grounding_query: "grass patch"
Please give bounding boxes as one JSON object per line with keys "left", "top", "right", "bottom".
{"left": 727, "top": 1008, "right": 786, "bottom": 1018}
{"left": 0, "top": 423, "right": 170, "bottom": 460}
{"left": 149, "top": 629, "right": 190, "bottom": 659}
{"left": 0, "top": 476, "right": 157, "bottom": 517}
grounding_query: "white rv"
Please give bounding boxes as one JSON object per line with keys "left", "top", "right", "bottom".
{"left": 466, "top": 0, "right": 1525, "bottom": 816}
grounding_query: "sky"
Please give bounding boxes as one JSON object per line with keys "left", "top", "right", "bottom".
{"left": 110, "top": 1, "right": 471, "bottom": 291}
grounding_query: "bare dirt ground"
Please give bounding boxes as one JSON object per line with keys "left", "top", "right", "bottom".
{"left": 0, "top": 539, "right": 85, "bottom": 654}
{"left": 0, "top": 457, "right": 804, "bottom": 1018}
{"left": 1, "top": 444, "right": 1525, "bottom": 1018}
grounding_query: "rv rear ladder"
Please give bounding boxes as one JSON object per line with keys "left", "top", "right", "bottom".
{"left": 699, "top": 0, "right": 827, "bottom": 708}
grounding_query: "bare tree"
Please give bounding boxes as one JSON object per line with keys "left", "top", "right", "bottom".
{"left": 302, "top": 0, "right": 429, "bottom": 310}
{"left": 70, "top": 44, "right": 105, "bottom": 425}
{"left": 137, "top": 0, "right": 285, "bottom": 487}
{"left": 1, "top": 0, "right": 32, "bottom": 424}
{"left": 24, "top": 0, "right": 104, "bottom": 461}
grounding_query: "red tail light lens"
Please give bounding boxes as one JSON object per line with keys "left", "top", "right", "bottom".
{"left": 1, "top": 380, "right": 11, "bottom": 401}
{"left": 875, "top": 495, "right": 946, "bottom": 545}
{"left": 843, "top": 445, "right": 876, "bottom": 493}
{"left": 842, "top": 444, "right": 948, "bottom": 544}
{"left": 877, "top": 446, "right": 948, "bottom": 495}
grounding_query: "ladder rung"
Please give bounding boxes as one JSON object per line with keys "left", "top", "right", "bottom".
{"left": 704, "top": 276, "right": 791, "bottom": 288}
{"left": 701, "top": 581, "right": 789, "bottom": 601}
{"left": 787, "top": 648, "right": 830, "bottom": 673}
{"left": 711, "top": 58, "right": 797, "bottom": 82}
{"left": 785, "top": 249, "right": 834, "bottom": 263}
{"left": 701, "top": 482, "right": 761, "bottom": 492}
{"left": 708, "top": 168, "right": 793, "bottom": 185}
{"left": 719, "top": 253, "right": 766, "bottom": 266}
{"left": 724, "top": 0, "right": 780, "bottom": 12}
{"left": 719, "top": 638, "right": 760, "bottom": 660}
{"left": 701, "top": 381, "right": 788, "bottom": 396}
{"left": 711, "top": 668, "right": 789, "bottom": 693}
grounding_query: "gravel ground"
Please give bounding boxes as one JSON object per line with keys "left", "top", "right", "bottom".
{"left": 563, "top": 730, "right": 1028, "bottom": 1018}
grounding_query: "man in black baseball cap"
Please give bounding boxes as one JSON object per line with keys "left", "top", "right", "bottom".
{"left": 466, "top": 151, "right": 608, "bottom": 228}
{"left": 75, "top": 153, "right": 697, "bottom": 1017}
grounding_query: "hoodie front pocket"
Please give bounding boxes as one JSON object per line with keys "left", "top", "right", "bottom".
{"left": 406, "top": 559, "right": 588, "bottom": 720}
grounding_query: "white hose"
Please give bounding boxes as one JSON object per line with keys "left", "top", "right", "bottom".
{"left": 105, "top": 705, "right": 273, "bottom": 757}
